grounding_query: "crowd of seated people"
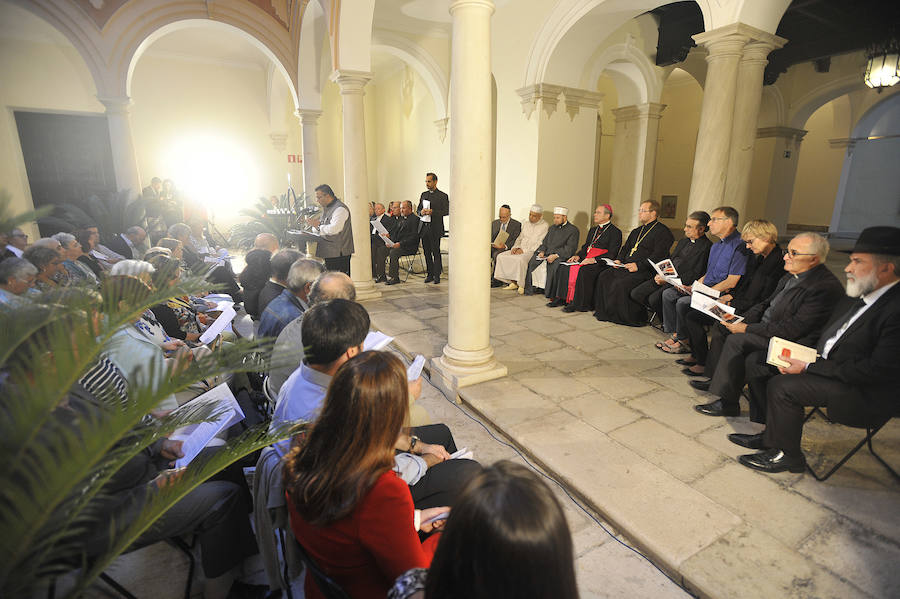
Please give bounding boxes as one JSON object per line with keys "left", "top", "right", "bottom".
{"left": 4, "top": 191, "right": 897, "bottom": 597}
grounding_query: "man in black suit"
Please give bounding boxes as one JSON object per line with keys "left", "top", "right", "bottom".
{"left": 735, "top": 226, "right": 900, "bottom": 473}
{"left": 371, "top": 202, "right": 397, "bottom": 283}
{"left": 547, "top": 204, "right": 622, "bottom": 307}
{"left": 490, "top": 205, "right": 522, "bottom": 284}
{"left": 692, "top": 233, "right": 844, "bottom": 419}
{"left": 386, "top": 200, "right": 422, "bottom": 285}
{"left": 416, "top": 172, "right": 449, "bottom": 284}
{"left": 105, "top": 226, "right": 147, "bottom": 260}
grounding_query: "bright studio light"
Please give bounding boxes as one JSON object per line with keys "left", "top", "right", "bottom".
{"left": 161, "top": 133, "right": 259, "bottom": 217}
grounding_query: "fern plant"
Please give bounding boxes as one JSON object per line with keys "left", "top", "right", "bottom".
{"left": 0, "top": 196, "right": 300, "bottom": 597}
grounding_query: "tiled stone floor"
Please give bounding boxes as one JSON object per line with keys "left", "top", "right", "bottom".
{"left": 366, "top": 272, "right": 900, "bottom": 599}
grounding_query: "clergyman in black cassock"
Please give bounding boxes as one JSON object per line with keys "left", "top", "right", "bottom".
{"left": 524, "top": 207, "right": 579, "bottom": 297}
{"left": 592, "top": 201, "right": 675, "bottom": 325}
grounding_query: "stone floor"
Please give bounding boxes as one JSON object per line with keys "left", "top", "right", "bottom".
{"left": 365, "top": 270, "right": 900, "bottom": 599}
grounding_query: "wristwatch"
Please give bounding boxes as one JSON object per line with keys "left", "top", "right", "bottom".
{"left": 409, "top": 435, "right": 420, "bottom": 452}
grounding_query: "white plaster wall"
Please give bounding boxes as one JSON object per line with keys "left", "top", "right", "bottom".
{"left": 129, "top": 53, "right": 299, "bottom": 230}
{"left": 371, "top": 64, "right": 450, "bottom": 207}
{"left": 652, "top": 72, "right": 702, "bottom": 227}
{"left": 788, "top": 100, "right": 843, "bottom": 227}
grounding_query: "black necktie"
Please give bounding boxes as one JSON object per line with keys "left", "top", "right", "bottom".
{"left": 817, "top": 297, "right": 866, "bottom": 353}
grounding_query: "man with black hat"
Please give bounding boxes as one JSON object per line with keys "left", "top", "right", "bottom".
{"left": 734, "top": 226, "right": 900, "bottom": 474}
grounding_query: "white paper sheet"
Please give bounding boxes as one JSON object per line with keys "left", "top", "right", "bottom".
{"left": 766, "top": 337, "right": 818, "bottom": 368}
{"left": 689, "top": 291, "right": 744, "bottom": 324}
{"left": 692, "top": 280, "right": 721, "bottom": 298}
{"left": 601, "top": 258, "right": 628, "bottom": 268}
{"left": 407, "top": 355, "right": 426, "bottom": 381}
{"left": 169, "top": 383, "right": 245, "bottom": 467}
{"left": 363, "top": 331, "right": 393, "bottom": 351}
{"left": 420, "top": 199, "right": 431, "bottom": 223}
{"left": 372, "top": 219, "right": 390, "bottom": 236}
{"left": 199, "top": 306, "right": 236, "bottom": 345}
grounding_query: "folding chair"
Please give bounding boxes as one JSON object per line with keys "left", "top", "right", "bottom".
{"left": 399, "top": 250, "right": 425, "bottom": 282}
{"left": 804, "top": 404, "right": 898, "bottom": 482}
{"left": 293, "top": 541, "right": 351, "bottom": 599}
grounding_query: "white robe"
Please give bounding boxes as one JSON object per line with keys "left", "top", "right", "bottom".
{"left": 493, "top": 219, "right": 549, "bottom": 285}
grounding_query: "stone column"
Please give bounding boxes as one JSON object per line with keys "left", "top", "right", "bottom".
{"left": 331, "top": 71, "right": 380, "bottom": 300}
{"left": 609, "top": 103, "right": 666, "bottom": 230}
{"left": 686, "top": 24, "right": 751, "bottom": 214}
{"left": 98, "top": 96, "right": 142, "bottom": 199}
{"left": 432, "top": 0, "right": 506, "bottom": 392}
{"left": 758, "top": 126, "right": 807, "bottom": 233}
{"left": 723, "top": 34, "right": 786, "bottom": 216}
{"left": 295, "top": 109, "right": 323, "bottom": 198}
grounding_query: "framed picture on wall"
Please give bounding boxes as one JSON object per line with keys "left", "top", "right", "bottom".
{"left": 660, "top": 195, "right": 677, "bottom": 219}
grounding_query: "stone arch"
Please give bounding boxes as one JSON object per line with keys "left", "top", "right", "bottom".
{"left": 371, "top": 31, "right": 449, "bottom": 120}
{"left": 788, "top": 75, "right": 865, "bottom": 130}
{"left": 584, "top": 42, "right": 663, "bottom": 105}
{"left": 298, "top": 0, "right": 329, "bottom": 110}
{"left": 329, "top": 0, "right": 376, "bottom": 72}
{"left": 7, "top": 0, "right": 108, "bottom": 96}
{"left": 851, "top": 91, "right": 900, "bottom": 138}
{"left": 523, "top": 0, "right": 715, "bottom": 88}
{"left": 109, "top": 3, "right": 298, "bottom": 107}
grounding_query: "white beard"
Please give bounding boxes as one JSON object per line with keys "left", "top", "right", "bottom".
{"left": 846, "top": 270, "right": 878, "bottom": 298}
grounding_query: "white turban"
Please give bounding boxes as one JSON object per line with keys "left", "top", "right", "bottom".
{"left": 553, "top": 206, "right": 568, "bottom": 216}
{"left": 530, "top": 204, "right": 543, "bottom": 214}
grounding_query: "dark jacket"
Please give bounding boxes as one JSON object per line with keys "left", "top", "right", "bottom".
{"left": 808, "top": 282, "right": 900, "bottom": 414}
{"left": 239, "top": 249, "right": 272, "bottom": 319}
{"left": 617, "top": 220, "right": 675, "bottom": 275}
{"left": 730, "top": 245, "right": 783, "bottom": 312}
{"left": 417, "top": 189, "right": 449, "bottom": 236}
{"left": 577, "top": 223, "right": 622, "bottom": 260}
{"left": 670, "top": 235, "right": 712, "bottom": 286}
{"left": 105, "top": 234, "right": 137, "bottom": 260}
{"left": 393, "top": 214, "right": 422, "bottom": 254}
{"left": 491, "top": 218, "right": 522, "bottom": 250}
{"left": 257, "top": 280, "right": 287, "bottom": 317}
{"left": 743, "top": 263, "right": 845, "bottom": 345}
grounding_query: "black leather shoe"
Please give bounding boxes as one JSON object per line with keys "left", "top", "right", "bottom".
{"left": 681, "top": 367, "right": 706, "bottom": 377}
{"left": 675, "top": 358, "right": 697, "bottom": 366}
{"left": 386, "top": 278, "right": 401, "bottom": 286}
{"left": 433, "top": 276, "right": 440, "bottom": 284}
{"left": 694, "top": 399, "right": 739, "bottom": 417}
{"left": 689, "top": 379, "right": 711, "bottom": 391}
{"left": 728, "top": 432, "right": 765, "bottom": 450}
{"left": 375, "top": 275, "right": 387, "bottom": 283}
{"left": 546, "top": 299, "right": 565, "bottom": 308}
{"left": 562, "top": 304, "right": 577, "bottom": 313}
{"left": 491, "top": 279, "right": 504, "bottom": 288}
{"left": 739, "top": 448, "right": 806, "bottom": 473}
{"left": 424, "top": 275, "right": 434, "bottom": 283}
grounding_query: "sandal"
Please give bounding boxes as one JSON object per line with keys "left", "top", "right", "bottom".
{"left": 654, "top": 336, "right": 679, "bottom": 350}
{"left": 660, "top": 341, "right": 691, "bottom": 354}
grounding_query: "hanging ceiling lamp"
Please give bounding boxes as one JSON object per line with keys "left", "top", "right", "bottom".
{"left": 864, "top": 39, "right": 900, "bottom": 89}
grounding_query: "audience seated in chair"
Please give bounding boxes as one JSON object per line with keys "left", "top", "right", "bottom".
{"left": 493, "top": 205, "right": 549, "bottom": 294}
{"left": 0, "top": 257, "right": 36, "bottom": 306}
{"left": 523, "top": 206, "right": 579, "bottom": 297}
{"left": 257, "top": 248, "right": 303, "bottom": 319}
{"left": 489, "top": 204, "right": 522, "bottom": 287}
{"left": 388, "top": 461, "right": 578, "bottom": 599}
{"left": 372, "top": 202, "right": 397, "bottom": 284}
{"left": 257, "top": 258, "right": 325, "bottom": 339}
{"left": 385, "top": 201, "right": 421, "bottom": 286}
{"left": 23, "top": 245, "right": 65, "bottom": 291}
{"left": 239, "top": 233, "right": 279, "bottom": 319}
{"left": 733, "top": 226, "right": 900, "bottom": 474}
{"left": 54, "top": 232, "right": 100, "bottom": 288}
{"left": 283, "top": 351, "right": 449, "bottom": 599}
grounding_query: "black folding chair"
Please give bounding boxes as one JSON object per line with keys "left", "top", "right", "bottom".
{"left": 292, "top": 541, "right": 351, "bottom": 599}
{"left": 804, "top": 405, "right": 898, "bottom": 482}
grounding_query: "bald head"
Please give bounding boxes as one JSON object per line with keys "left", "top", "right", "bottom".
{"left": 254, "top": 233, "right": 279, "bottom": 253}
{"left": 308, "top": 271, "right": 356, "bottom": 304}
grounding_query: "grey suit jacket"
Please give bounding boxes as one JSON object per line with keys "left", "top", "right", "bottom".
{"left": 491, "top": 218, "right": 521, "bottom": 250}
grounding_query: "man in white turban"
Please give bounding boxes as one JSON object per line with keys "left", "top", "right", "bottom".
{"left": 524, "top": 207, "right": 580, "bottom": 297}
{"left": 493, "top": 205, "right": 549, "bottom": 294}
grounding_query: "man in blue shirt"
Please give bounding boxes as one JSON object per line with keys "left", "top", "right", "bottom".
{"left": 657, "top": 206, "right": 747, "bottom": 354}
{"left": 257, "top": 258, "right": 325, "bottom": 338}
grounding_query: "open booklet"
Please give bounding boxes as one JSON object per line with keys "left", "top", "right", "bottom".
{"left": 407, "top": 354, "right": 426, "bottom": 381}
{"left": 199, "top": 305, "right": 236, "bottom": 345}
{"left": 363, "top": 330, "right": 394, "bottom": 351}
{"left": 371, "top": 219, "right": 393, "bottom": 246}
{"left": 493, "top": 229, "right": 509, "bottom": 247}
{"left": 648, "top": 258, "right": 688, "bottom": 291}
{"left": 690, "top": 291, "right": 744, "bottom": 324}
{"left": 766, "top": 336, "right": 818, "bottom": 368}
{"left": 601, "top": 258, "right": 629, "bottom": 269}
{"left": 168, "top": 383, "right": 245, "bottom": 468}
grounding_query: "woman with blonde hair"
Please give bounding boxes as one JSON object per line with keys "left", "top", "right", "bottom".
{"left": 284, "top": 351, "right": 447, "bottom": 599}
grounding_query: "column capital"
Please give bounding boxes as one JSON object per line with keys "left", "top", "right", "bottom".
{"left": 449, "top": 0, "right": 495, "bottom": 16}
{"left": 741, "top": 36, "right": 787, "bottom": 65}
{"left": 294, "top": 109, "right": 323, "bottom": 125}
{"left": 694, "top": 23, "right": 787, "bottom": 62}
{"left": 612, "top": 102, "right": 667, "bottom": 123}
{"left": 434, "top": 117, "right": 449, "bottom": 143}
{"left": 516, "top": 83, "right": 563, "bottom": 119}
{"left": 97, "top": 96, "right": 133, "bottom": 114}
{"left": 561, "top": 87, "right": 604, "bottom": 120}
{"left": 330, "top": 70, "right": 372, "bottom": 94}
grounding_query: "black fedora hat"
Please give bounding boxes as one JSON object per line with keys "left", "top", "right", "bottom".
{"left": 849, "top": 226, "right": 900, "bottom": 255}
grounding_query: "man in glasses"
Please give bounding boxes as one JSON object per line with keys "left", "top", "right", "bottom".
{"left": 2, "top": 228, "right": 28, "bottom": 260}
{"left": 735, "top": 226, "right": 900, "bottom": 473}
{"left": 691, "top": 232, "right": 844, "bottom": 419}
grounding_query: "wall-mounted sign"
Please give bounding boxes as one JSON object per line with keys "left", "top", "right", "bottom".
{"left": 288, "top": 154, "right": 303, "bottom": 163}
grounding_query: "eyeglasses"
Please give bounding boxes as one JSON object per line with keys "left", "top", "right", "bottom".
{"left": 709, "top": 217, "right": 730, "bottom": 222}
{"left": 638, "top": 209, "right": 652, "bottom": 214}
{"left": 783, "top": 248, "right": 816, "bottom": 258}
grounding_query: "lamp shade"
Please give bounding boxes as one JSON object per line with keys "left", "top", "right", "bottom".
{"left": 865, "top": 51, "right": 900, "bottom": 88}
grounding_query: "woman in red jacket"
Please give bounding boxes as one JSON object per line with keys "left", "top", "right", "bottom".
{"left": 283, "top": 351, "right": 448, "bottom": 599}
